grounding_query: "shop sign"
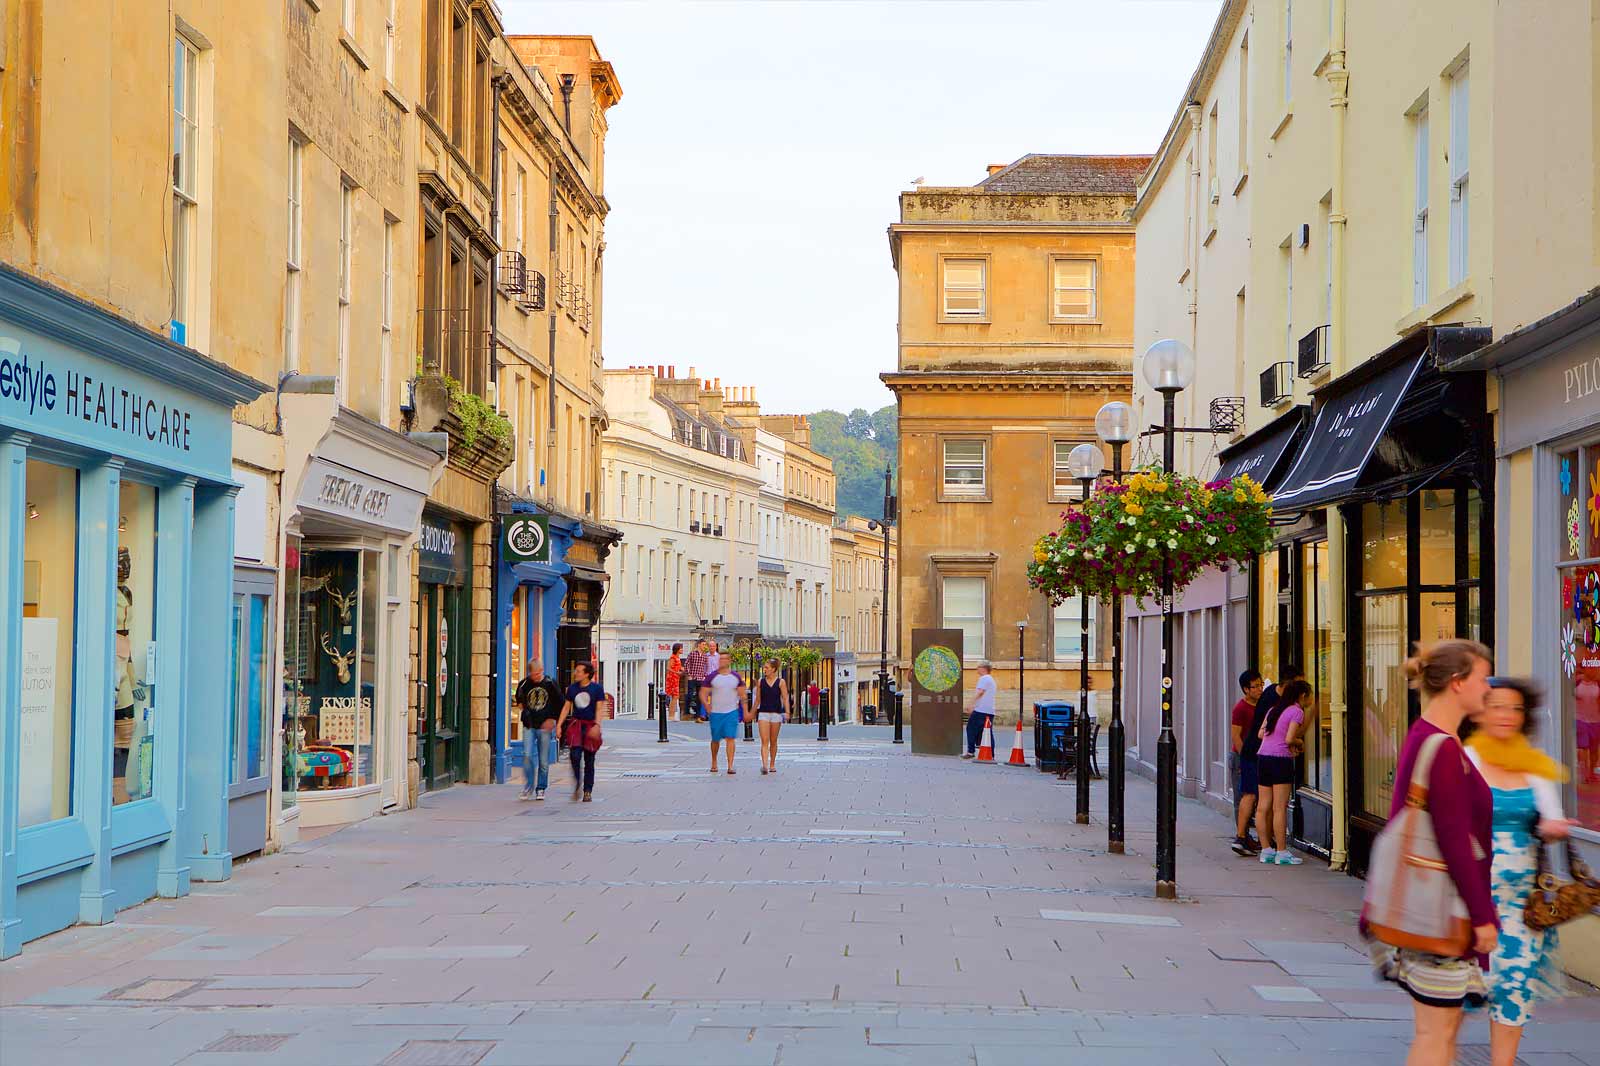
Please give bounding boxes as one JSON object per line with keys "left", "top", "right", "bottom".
{"left": 0, "top": 324, "right": 233, "bottom": 481}
{"left": 502, "top": 514, "right": 550, "bottom": 564}
{"left": 419, "top": 513, "right": 472, "bottom": 585}
{"left": 1500, "top": 339, "right": 1600, "bottom": 454}
{"left": 296, "top": 456, "right": 425, "bottom": 535}
{"left": 318, "top": 696, "right": 372, "bottom": 745}
{"left": 616, "top": 642, "right": 646, "bottom": 657}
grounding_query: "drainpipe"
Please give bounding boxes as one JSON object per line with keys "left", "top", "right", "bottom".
{"left": 1186, "top": 101, "right": 1203, "bottom": 470}
{"left": 1324, "top": 0, "right": 1351, "bottom": 872}
{"left": 546, "top": 173, "right": 559, "bottom": 509}
{"left": 488, "top": 67, "right": 506, "bottom": 782}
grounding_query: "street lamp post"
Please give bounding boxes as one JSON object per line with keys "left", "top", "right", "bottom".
{"left": 743, "top": 633, "right": 760, "bottom": 741}
{"left": 1015, "top": 620, "right": 1027, "bottom": 755}
{"left": 1066, "top": 443, "right": 1105, "bottom": 825}
{"left": 869, "top": 464, "right": 898, "bottom": 742}
{"left": 1095, "top": 400, "right": 1134, "bottom": 854}
{"left": 1142, "top": 339, "right": 1197, "bottom": 900}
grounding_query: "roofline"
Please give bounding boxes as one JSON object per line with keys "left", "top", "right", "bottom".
{"left": 1131, "top": 0, "right": 1250, "bottom": 223}
{"left": 976, "top": 153, "right": 1155, "bottom": 191}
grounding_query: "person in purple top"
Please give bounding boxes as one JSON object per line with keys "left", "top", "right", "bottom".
{"left": 1364, "top": 639, "right": 1499, "bottom": 1066}
{"left": 1254, "top": 678, "right": 1311, "bottom": 865}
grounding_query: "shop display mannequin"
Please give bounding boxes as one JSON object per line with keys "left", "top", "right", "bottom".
{"left": 112, "top": 547, "right": 151, "bottom": 802}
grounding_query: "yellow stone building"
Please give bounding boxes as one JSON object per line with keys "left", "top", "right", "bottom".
{"left": 832, "top": 515, "right": 899, "bottom": 720}
{"left": 885, "top": 157, "right": 1143, "bottom": 723}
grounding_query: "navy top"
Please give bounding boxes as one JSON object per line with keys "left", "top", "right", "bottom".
{"left": 757, "top": 676, "right": 784, "bottom": 712}
{"left": 564, "top": 681, "right": 605, "bottom": 721}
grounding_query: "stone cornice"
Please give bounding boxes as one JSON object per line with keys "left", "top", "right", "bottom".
{"left": 881, "top": 370, "right": 1131, "bottom": 394}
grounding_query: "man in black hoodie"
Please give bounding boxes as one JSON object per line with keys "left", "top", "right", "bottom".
{"left": 515, "top": 659, "right": 564, "bottom": 800}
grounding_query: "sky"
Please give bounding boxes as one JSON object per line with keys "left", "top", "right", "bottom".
{"left": 506, "top": 0, "right": 1225, "bottom": 414}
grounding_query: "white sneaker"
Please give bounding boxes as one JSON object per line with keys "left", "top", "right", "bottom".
{"left": 1275, "top": 851, "right": 1303, "bottom": 865}
{"left": 1259, "top": 848, "right": 1278, "bottom": 864}
{"left": 535, "top": 789, "right": 545, "bottom": 801}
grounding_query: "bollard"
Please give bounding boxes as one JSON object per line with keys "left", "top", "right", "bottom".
{"left": 818, "top": 690, "right": 829, "bottom": 742}
{"left": 657, "top": 692, "right": 669, "bottom": 743}
{"left": 893, "top": 689, "right": 905, "bottom": 744}
{"left": 648, "top": 681, "right": 656, "bottom": 721}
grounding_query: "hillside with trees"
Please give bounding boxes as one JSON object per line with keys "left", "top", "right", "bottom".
{"left": 807, "top": 405, "right": 898, "bottom": 520}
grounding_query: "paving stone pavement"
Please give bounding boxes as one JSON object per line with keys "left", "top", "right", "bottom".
{"left": 2, "top": 722, "right": 1597, "bottom": 1065}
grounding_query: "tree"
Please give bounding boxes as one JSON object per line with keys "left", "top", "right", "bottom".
{"left": 806, "top": 403, "right": 898, "bottom": 519}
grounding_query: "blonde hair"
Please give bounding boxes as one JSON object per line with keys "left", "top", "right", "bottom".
{"left": 1403, "top": 640, "right": 1492, "bottom": 697}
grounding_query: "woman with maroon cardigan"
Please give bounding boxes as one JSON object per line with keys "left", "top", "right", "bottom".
{"left": 1366, "top": 640, "right": 1500, "bottom": 1066}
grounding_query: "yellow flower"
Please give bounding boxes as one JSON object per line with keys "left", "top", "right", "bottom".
{"left": 1033, "top": 546, "right": 1049, "bottom": 564}
{"left": 1234, "top": 489, "right": 1247, "bottom": 502}
{"left": 1125, "top": 502, "right": 1144, "bottom": 516}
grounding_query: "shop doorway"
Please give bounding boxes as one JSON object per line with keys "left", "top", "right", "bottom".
{"left": 418, "top": 582, "right": 469, "bottom": 790}
{"left": 557, "top": 624, "right": 593, "bottom": 689}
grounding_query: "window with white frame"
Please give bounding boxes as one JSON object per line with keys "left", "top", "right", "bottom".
{"left": 285, "top": 136, "right": 303, "bottom": 371}
{"left": 1052, "top": 441, "right": 1092, "bottom": 499}
{"left": 1448, "top": 62, "right": 1469, "bottom": 287}
{"left": 337, "top": 182, "right": 353, "bottom": 398}
{"left": 513, "top": 165, "right": 526, "bottom": 256}
{"left": 942, "top": 576, "right": 987, "bottom": 659}
{"left": 171, "top": 34, "right": 200, "bottom": 344}
{"left": 342, "top": 0, "right": 356, "bottom": 33}
{"left": 1052, "top": 259, "right": 1097, "bottom": 319}
{"left": 1053, "top": 596, "right": 1096, "bottom": 661}
{"left": 942, "top": 439, "right": 987, "bottom": 497}
{"left": 1412, "top": 101, "right": 1430, "bottom": 307}
{"left": 384, "top": 0, "right": 397, "bottom": 82}
{"left": 942, "top": 258, "right": 986, "bottom": 318}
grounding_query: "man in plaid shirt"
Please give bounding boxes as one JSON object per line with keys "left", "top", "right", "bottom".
{"left": 684, "top": 640, "right": 710, "bottom": 721}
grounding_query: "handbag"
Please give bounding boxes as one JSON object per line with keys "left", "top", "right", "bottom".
{"left": 1525, "top": 838, "right": 1600, "bottom": 930}
{"left": 1360, "top": 732, "right": 1476, "bottom": 957}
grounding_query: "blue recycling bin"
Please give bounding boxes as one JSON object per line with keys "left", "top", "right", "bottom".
{"left": 1033, "top": 700, "right": 1076, "bottom": 773}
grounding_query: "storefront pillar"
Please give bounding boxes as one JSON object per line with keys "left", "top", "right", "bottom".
{"left": 154, "top": 478, "right": 196, "bottom": 899}
{"left": 75, "top": 458, "right": 125, "bottom": 926}
{"left": 183, "top": 485, "right": 238, "bottom": 882}
{"left": 0, "top": 435, "right": 26, "bottom": 958}
{"left": 1327, "top": 515, "right": 1350, "bottom": 871}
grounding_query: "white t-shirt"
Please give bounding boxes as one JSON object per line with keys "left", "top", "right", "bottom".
{"left": 974, "top": 674, "right": 997, "bottom": 715}
{"left": 706, "top": 670, "right": 744, "bottom": 715}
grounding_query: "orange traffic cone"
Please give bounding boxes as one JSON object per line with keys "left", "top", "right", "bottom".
{"left": 976, "top": 720, "right": 995, "bottom": 763}
{"left": 1007, "top": 718, "right": 1028, "bottom": 766}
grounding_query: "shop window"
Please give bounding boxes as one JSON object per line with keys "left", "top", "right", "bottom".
{"left": 1418, "top": 490, "right": 1456, "bottom": 586}
{"left": 281, "top": 536, "right": 303, "bottom": 809}
{"left": 941, "top": 576, "right": 986, "bottom": 659}
{"left": 1256, "top": 549, "right": 1282, "bottom": 677}
{"left": 228, "top": 591, "right": 273, "bottom": 786}
{"left": 114, "top": 481, "right": 159, "bottom": 806}
{"left": 1360, "top": 593, "right": 1409, "bottom": 817}
{"left": 1361, "top": 499, "right": 1407, "bottom": 589}
{"left": 19, "top": 459, "right": 78, "bottom": 828}
{"left": 291, "top": 548, "right": 379, "bottom": 790}
{"left": 1558, "top": 441, "right": 1600, "bottom": 833}
{"left": 1300, "top": 539, "right": 1332, "bottom": 793}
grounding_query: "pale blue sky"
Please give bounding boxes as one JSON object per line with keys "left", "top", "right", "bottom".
{"left": 507, "top": 0, "right": 1224, "bottom": 413}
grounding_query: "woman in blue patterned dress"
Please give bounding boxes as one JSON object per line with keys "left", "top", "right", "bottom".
{"left": 1464, "top": 678, "right": 1573, "bottom": 1066}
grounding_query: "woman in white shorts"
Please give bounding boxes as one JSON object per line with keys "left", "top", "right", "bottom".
{"left": 755, "top": 658, "right": 789, "bottom": 775}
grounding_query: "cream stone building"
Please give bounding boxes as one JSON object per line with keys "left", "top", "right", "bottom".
{"left": 836, "top": 515, "right": 898, "bottom": 720}
{"left": 597, "top": 367, "right": 761, "bottom": 715}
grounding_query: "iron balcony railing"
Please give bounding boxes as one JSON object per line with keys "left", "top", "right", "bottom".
{"left": 1209, "top": 396, "right": 1245, "bottom": 434}
{"left": 1298, "top": 324, "right": 1331, "bottom": 378}
{"left": 1259, "top": 362, "right": 1294, "bottom": 407}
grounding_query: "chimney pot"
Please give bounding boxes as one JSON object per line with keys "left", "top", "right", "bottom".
{"left": 688, "top": 366, "right": 697, "bottom": 380}
{"left": 987, "top": 163, "right": 1007, "bottom": 176}
{"left": 713, "top": 377, "right": 721, "bottom": 391}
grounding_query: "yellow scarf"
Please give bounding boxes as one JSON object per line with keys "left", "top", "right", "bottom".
{"left": 1466, "top": 732, "right": 1569, "bottom": 782}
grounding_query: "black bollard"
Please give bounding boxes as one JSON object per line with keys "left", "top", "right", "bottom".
{"left": 818, "top": 690, "right": 829, "bottom": 742}
{"left": 658, "top": 692, "right": 669, "bottom": 743}
{"left": 648, "top": 681, "right": 656, "bottom": 720}
{"left": 893, "top": 688, "right": 905, "bottom": 744}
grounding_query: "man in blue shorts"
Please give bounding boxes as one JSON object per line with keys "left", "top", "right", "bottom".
{"left": 701, "top": 652, "right": 747, "bottom": 774}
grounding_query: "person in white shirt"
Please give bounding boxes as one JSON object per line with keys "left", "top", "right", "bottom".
{"left": 963, "top": 662, "right": 999, "bottom": 759}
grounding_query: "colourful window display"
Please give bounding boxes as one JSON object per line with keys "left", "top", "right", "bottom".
{"left": 1557, "top": 445, "right": 1600, "bottom": 833}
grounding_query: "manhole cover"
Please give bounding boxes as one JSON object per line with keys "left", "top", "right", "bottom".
{"left": 382, "top": 1041, "right": 497, "bottom": 1066}
{"left": 203, "top": 1034, "right": 292, "bottom": 1053}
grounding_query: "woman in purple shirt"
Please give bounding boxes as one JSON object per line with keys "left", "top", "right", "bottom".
{"left": 1365, "top": 640, "right": 1499, "bottom": 1066}
{"left": 1254, "top": 679, "right": 1311, "bottom": 865}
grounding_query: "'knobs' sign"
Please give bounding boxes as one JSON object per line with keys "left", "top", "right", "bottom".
{"left": 501, "top": 514, "right": 550, "bottom": 564}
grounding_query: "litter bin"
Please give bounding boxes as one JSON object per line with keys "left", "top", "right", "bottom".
{"left": 1033, "top": 700, "right": 1075, "bottom": 773}
{"left": 863, "top": 704, "right": 878, "bottom": 725}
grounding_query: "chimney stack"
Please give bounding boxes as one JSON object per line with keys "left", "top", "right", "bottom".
{"left": 987, "top": 163, "right": 1007, "bottom": 176}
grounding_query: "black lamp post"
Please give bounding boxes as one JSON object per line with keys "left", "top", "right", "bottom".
{"left": 1142, "top": 339, "right": 1197, "bottom": 900}
{"left": 1015, "top": 620, "right": 1027, "bottom": 755}
{"left": 1065, "top": 443, "right": 1105, "bottom": 824}
{"left": 869, "top": 465, "right": 898, "bottom": 742}
{"left": 743, "top": 632, "right": 760, "bottom": 741}
{"left": 1095, "top": 400, "right": 1134, "bottom": 854}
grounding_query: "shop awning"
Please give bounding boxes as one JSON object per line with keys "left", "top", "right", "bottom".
{"left": 1270, "top": 326, "right": 1492, "bottom": 514}
{"left": 1213, "top": 406, "right": 1308, "bottom": 491}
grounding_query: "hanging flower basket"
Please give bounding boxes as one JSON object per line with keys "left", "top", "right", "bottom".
{"left": 1027, "top": 470, "right": 1274, "bottom": 606}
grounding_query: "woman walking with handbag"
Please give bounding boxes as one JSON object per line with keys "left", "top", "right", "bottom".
{"left": 556, "top": 662, "right": 606, "bottom": 802}
{"left": 755, "top": 658, "right": 789, "bottom": 775}
{"left": 1362, "top": 640, "right": 1499, "bottom": 1066}
{"left": 1464, "top": 678, "right": 1573, "bottom": 1066}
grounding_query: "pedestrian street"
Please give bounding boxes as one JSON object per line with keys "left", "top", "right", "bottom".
{"left": 2, "top": 722, "right": 1597, "bottom": 1066}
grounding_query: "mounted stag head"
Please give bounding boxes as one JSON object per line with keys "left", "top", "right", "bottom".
{"left": 320, "top": 632, "right": 355, "bottom": 686}
{"left": 328, "top": 584, "right": 359, "bottom": 624}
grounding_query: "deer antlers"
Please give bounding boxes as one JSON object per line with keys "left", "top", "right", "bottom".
{"left": 320, "top": 632, "right": 355, "bottom": 685}
{"left": 328, "top": 585, "right": 359, "bottom": 623}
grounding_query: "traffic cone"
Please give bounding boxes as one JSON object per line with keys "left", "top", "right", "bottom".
{"left": 1007, "top": 718, "right": 1028, "bottom": 766}
{"left": 976, "top": 721, "right": 995, "bottom": 763}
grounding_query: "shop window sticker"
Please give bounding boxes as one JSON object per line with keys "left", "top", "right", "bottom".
{"left": 1570, "top": 498, "right": 1583, "bottom": 558}
{"left": 1561, "top": 457, "right": 1573, "bottom": 497}
{"left": 1563, "top": 621, "right": 1578, "bottom": 678}
{"left": 1590, "top": 461, "right": 1600, "bottom": 540}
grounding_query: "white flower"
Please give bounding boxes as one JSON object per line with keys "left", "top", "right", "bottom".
{"left": 1125, "top": 544, "right": 1136, "bottom": 554}
{"left": 1167, "top": 538, "right": 1178, "bottom": 549}
{"left": 1146, "top": 538, "right": 1157, "bottom": 548}
{"left": 1206, "top": 535, "right": 1217, "bottom": 545}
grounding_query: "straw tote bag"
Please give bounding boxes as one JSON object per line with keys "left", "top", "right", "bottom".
{"left": 1361, "top": 732, "right": 1476, "bottom": 957}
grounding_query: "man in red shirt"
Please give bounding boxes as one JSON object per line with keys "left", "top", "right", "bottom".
{"left": 1230, "top": 669, "right": 1265, "bottom": 855}
{"left": 665, "top": 643, "right": 684, "bottom": 719}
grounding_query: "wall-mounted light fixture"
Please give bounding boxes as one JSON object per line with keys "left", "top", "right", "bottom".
{"left": 27, "top": 501, "right": 40, "bottom": 520}
{"left": 118, "top": 514, "right": 128, "bottom": 533}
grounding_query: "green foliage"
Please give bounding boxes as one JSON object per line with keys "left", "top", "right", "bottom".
{"left": 1027, "top": 470, "right": 1274, "bottom": 606}
{"left": 807, "top": 404, "right": 898, "bottom": 519}
{"left": 441, "top": 375, "right": 513, "bottom": 452}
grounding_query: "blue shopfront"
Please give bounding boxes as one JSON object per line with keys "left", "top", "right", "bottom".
{"left": 491, "top": 499, "right": 579, "bottom": 783}
{"left": 0, "top": 267, "right": 265, "bottom": 958}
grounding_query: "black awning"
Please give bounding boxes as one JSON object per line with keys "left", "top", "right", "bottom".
{"left": 1270, "top": 352, "right": 1428, "bottom": 512}
{"left": 1214, "top": 406, "right": 1308, "bottom": 491}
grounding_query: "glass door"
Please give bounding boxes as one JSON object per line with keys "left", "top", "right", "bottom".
{"left": 418, "top": 581, "right": 469, "bottom": 790}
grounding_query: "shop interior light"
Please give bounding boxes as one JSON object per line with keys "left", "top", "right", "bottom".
{"left": 27, "top": 501, "right": 40, "bottom": 520}
{"left": 119, "top": 514, "right": 128, "bottom": 532}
